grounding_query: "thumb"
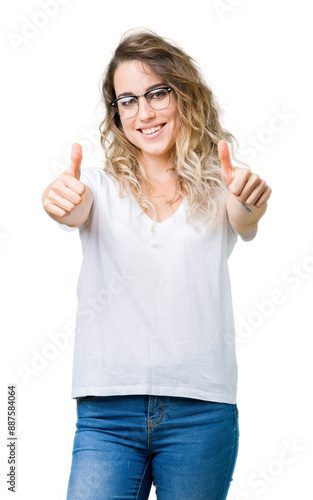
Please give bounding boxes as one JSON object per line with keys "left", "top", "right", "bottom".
{"left": 68, "top": 143, "right": 83, "bottom": 180}
{"left": 218, "top": 140, "right": 235, "bottom": 188}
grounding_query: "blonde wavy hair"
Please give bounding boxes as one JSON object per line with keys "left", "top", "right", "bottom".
{"left": 99, "top": 29, "right": 238, "bottom": 231}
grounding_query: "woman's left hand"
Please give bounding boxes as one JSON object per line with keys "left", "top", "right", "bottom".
{"left": 218, "top": 140, "right": 272, "bottom": 208}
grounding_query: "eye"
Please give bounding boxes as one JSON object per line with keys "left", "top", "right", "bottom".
{"left": 119, "top": 96, "right": 137, "bottom": 107}
{"left": 149, "top": 89, "right": 168, "bottom": 100}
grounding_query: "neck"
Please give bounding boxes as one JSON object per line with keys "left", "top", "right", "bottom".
{"left": 139, "top": 152, "right": 175, "bottom": 180}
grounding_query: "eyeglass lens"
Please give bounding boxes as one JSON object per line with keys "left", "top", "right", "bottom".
{"left": 116, "top": 88, "right": 171, "bottom": 117}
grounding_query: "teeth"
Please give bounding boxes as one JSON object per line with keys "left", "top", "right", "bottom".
{"left": 141, "top": 125, "right": 163, "bottom": 135}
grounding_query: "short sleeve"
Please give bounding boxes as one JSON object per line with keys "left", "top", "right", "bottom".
{"left": 55, "top": 168, "right": 99, "bottom": 232}
{"left": 226, "top": 211, "right": 238, "bottom": 258}
{"left": 56, "top": 222, "right": 77, "bottom": 232}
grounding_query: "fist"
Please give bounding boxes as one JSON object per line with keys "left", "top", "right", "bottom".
{"left": 42, "top": 143, "right": 85, "bottom": 218}
{"left": 218, "top": 140, "right": 272, "bottom": 209}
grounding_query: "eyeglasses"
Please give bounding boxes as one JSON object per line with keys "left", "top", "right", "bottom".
{"left": 110, "top": 86, "right": 173, "bottom": 118}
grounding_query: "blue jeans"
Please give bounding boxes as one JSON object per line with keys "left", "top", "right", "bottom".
{"left": 66, "top": 395, "right": 239, "bottom": 499}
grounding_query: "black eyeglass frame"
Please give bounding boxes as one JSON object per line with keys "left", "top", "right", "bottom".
{"left": 110, "top": 86, "right": 174, "bottom": 114}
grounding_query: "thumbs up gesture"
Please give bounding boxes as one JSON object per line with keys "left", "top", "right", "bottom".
{"left": 68, "top": 143, "right": 82, "bottom": 180}
{"left": 42, "top": 143, "right": 86, "bottom": 219}
{"left": 218, "top": 140, "right": 271, "bottom": 210}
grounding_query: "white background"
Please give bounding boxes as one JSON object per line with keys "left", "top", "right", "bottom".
{"left": 1, "top": 1, "right": 312, "bottom": 498}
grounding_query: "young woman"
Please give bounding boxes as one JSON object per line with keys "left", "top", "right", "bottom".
{"left": 42, "top": 30, "right": 271, "bottom": 500}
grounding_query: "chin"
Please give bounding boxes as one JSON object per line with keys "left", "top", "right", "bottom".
{"left": 141, "top": 142, "right": 175, "bottom": 158}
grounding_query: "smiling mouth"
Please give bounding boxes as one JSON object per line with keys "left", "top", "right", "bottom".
{"left": 139, "top": 124, "right": 165, "bottom": 135}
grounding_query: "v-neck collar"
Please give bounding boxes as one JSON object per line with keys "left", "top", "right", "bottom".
{"left": 133, "top": 196, "right": 186, "bottom": 227}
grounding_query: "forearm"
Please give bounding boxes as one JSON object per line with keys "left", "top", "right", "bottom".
{"left": 226, "top": 191, "right": 267, "bottom": 233}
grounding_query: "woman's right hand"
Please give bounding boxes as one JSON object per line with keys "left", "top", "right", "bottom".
{"left": 42, "top": 143, "right": 93, "bottom": 227}
{"left": 42, "top": 143, "right": 86, "bottom": 219}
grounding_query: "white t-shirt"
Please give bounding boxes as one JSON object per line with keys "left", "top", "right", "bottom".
{"left": 57, "top": 167, "right": 257, "bottom": 404}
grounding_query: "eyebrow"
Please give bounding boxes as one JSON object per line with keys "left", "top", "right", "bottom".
{"left": 117, "top": 83, "right": 166, "bottom": 99}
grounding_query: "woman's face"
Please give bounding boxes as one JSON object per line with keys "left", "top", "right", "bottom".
{"left": 113, "top": 60, "right": 179, "bottom": 166}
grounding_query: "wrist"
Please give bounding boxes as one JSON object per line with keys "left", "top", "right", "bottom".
{"left": 226, "top": 192, "right": 267, "bottom": 232}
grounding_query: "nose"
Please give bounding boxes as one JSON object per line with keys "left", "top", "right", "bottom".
{"left": 137, "top": 96, "right": 156, "bottom": 121}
